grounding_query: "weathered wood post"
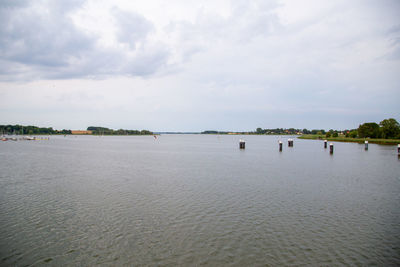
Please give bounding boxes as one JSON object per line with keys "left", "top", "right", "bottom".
{"left": 279, "top": 140, "right": 283, "bottom": 151}
{"left": 324, "top": 140, "right": 327, "bottom": 149}
{"left": 288, "top": 138, "right": 293, "bottom": 147}
{"left": 329, "top": 143, "right": 334, "bottom": 154}
{"left": 239, "top": 139, "right": 245, "bottom": 149}
{"left": 398, "top": 144, "right": 400, "bottom": 155}
{"left": 365, "top": 140, "right": 368, "bottom": 150}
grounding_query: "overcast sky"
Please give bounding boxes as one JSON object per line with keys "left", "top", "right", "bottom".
{"left": 0, "top": 0, "right": 399, "bottom": 131}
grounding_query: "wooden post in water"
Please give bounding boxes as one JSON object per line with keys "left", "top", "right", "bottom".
{"left": 279, "top": 140, "right": 283, "bottom": 152}
{"left": 324, "top": 140, "right": 327, "bottom": 149}
{"left": 239, "top": 139, "right": 245, "bottom": 149}
{"left": 398, "top": 144, "right": 400, "bottom": 155}
{"left": 365, "top": 141, "right": 368, "bottom": 150}
{"left": 329, "top": 143, "right": 334, "bottom": 154}
{"left": 288, "top": 138, "right": 293, "bottom": 147}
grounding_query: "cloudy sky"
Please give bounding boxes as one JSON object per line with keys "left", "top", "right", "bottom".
{"left": 0, "top": 0, "right": 399, "bottom": 131}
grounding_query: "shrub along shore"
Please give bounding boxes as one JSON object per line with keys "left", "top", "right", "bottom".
{"left": 298, "top": 135, "right": 400, "bottom": 145}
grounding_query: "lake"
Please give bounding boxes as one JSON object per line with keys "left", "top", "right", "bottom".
{"left": 0, "top": 135, "right": 399, "bottom": 266}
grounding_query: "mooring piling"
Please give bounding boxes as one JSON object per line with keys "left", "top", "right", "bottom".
{"left": 279, "top": 140, "right": 283, "bottom": 151}
{"left": 239, "top": 139, "right": 245, "bottom": 149}
{"left": 398, "top": 144, "right": 400, "bottom": 155}
{"left": 330, "top": 143, "right": 334, "bottom": 154}
{"left": 324, "top": 140, "right": 327, "bottom": 149}
{"left": 365, "top": 141, "right": 368, "bottom": 150}
{"left": 288, "top": 138, "right": 293, "bottom": 147}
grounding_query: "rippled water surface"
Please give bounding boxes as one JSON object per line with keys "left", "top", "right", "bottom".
{"left": 1, "top": 135, "right": 399, "bottom": 266}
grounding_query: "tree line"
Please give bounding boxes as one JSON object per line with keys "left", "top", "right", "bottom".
{"left": 0, "top": 125, "right": 71, "bottom": 135}
{"left": 0, "top": 125, "right": 153, "bottom": 135}
{"left": 256, "top": 128, "right": 327, "bottom": 135}
{"left": 253, "top": 118, "right": 399, "bottom": 139}
{"left": 87, "top": 126, "right": 153, "bottom": 135}
{"left": 202, "top": 118, "right": 400, "bottom": 139}
{"left": 202, "top": 128, "right": 326, "bottom": 135}
{"left": 355, "top": 118, "right": 400, "bottom": 139}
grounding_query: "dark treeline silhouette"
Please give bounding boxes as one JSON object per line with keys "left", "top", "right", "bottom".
{"left": 87, "top": 126, "right": 153, "bottom": 135}
{"left": 0, "top": 125, "right": 153, "bottom": 135}
{"left": 356, "top": 118, "right": 400, "bottom": 139}
{"left": 324, "top": 118, "right": 400, "bottom": 139}
{"left": 0, "top": 125, "right": 70, "bottom": 135}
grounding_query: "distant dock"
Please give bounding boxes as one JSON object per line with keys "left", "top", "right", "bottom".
{"left": 1, "top": 136, "right": 50, "bottom": 141}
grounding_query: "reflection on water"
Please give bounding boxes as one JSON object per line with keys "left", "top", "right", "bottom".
{"left": 0, "top": 135, "right": 399, "bottom": 266}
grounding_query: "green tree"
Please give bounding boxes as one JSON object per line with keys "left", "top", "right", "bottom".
{"left": 379, "top": 118, "right": 400, "bottom": 139}
{"left": 358, "top": 123, "right": 380, "bottom": 138}
{"left": 349, "top": 130, "right": 358, "bottom": 138}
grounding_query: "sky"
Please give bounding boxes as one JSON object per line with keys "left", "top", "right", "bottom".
{"left": 0, "top": 0, "right": 399, "bottom": 132}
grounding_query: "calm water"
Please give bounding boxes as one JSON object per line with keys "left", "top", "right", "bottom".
{"left": 0, "top": 135, "right": 399, "bottom": 266}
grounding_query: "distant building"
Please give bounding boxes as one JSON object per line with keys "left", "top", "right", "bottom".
{"left": 71, "top": 130, "right": 92, "bottom": 135}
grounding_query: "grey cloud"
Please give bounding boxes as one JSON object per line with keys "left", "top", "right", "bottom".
{"left": 0, "top": 1, "right": 95, "bottom": 69}
{"left": 47, "top": 0, "right": 87, "bottom": 13}
{"left": 123, "top": 44, "right": 169, "bottom": 76}
{"left": 0, "top": 1, "right": 169, "bottom": 81}
{"left": 0, "top": 0, "right": 284, "bottom": 81}
{"left": 165, "top": 0, "right": 282, "bottom": 63}
{"left": 1, "top": 0, "right": 398, "bottom": 88}
{"left": 385, "top": 25, "right": 400, "bottom": 59}
{"left": 0, "top": 0, "right": 29, "bottom": 8}
{"left": 111, "top": 7, "right": 154, "bottom": 49}
{"left": 230, "top": 0, "right": 282, "bottom": 39}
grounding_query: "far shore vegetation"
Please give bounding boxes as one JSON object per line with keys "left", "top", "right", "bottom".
{"left": 202, "top": 128, "right": 307, "bottom": 135}
{"left": 87, "top": 126, "right": 153, "bottom": 135}
{"left": 202, "top": 118, "right": 400, "bottom": 145}
{"left": 1, "top": 118, "right": 399, "bottom": 143}
{"left": 298, "top": 118, "right": 400, "bottom": 145}
{"left": 298, "top": 135, "right": 400, "bottom": 145}
{"left": 0, "top": 125, "right": 153, "bottom": 136}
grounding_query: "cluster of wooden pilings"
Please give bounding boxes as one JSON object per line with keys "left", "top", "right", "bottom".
{"left": 239, "top": 139, "right": 292, "bottom": 152}
{"left": 238, "top": 138, "right": 400, "bottom": 156}
{"left": 323, "top": 140, "right": 334, "bottom": 154}
{"left": 239, "top": 138, "right": 295, "bottom": 152}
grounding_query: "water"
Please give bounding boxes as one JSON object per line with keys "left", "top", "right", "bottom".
{"left": 0, "top": 135, "right": 399, "bottom": 266}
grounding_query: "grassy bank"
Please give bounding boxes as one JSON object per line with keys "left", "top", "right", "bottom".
{"left": 298, "top": 135, "right": 400, "bottom": 145}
